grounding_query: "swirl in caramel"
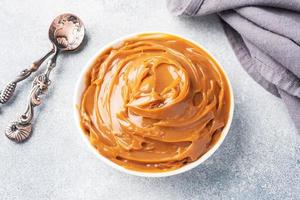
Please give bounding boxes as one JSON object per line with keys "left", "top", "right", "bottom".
{"left": 79, "top": 33, "right": 231, "bottom": 172}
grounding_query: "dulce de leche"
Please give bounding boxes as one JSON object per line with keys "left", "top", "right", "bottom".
{"left": 79, "top": 33, "right": 231, "bottom": 172}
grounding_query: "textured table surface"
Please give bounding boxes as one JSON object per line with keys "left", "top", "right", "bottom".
{"left": 0, "top": 0, "right": 299, "bottom": 200}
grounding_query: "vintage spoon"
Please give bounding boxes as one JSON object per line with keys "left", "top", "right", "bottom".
{"left": 0, "top": 15, "right": 81, "bottom": 104}
{"left": 5, "top": 13, "right": 85, "bottom": 143}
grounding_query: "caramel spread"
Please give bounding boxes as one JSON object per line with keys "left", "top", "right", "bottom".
{"left": 79, "top": 33, "right": 231, "bottom": 172}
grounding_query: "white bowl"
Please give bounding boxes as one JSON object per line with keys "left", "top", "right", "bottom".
{"left": 73, "top": 32, "right": 234, "bottom": 177}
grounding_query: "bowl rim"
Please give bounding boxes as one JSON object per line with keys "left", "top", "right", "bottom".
{"left": 73, "top": 31, "right": 234, "bottom": 177}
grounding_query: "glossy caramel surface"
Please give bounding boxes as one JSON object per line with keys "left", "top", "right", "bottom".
{"left": 79, "top": 33, "right": 231, "bottom": 172}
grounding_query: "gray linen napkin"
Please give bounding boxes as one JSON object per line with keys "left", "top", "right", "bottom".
{"left": 167, "top": 0, "right": 300, "bottom": 132}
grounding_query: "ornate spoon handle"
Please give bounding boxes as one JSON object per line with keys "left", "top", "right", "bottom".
{"left": 5, "top": 47, "right": 58, "bottom": 143}
{"left": 0, "top": 48, "right": 54, "bottom": 104}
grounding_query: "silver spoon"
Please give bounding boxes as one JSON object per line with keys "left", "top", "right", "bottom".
{"left": 0, "top": 14, "right": 80, "bottom": 105}
{"left": 0, "top": 14, "right": 84, "bottom": 104}
{"left": 5, "top": 13, "right": 85, "bottom": 143}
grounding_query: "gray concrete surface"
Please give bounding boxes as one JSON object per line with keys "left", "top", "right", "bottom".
{"left": 0, "top": 0, "right": 299, "bottom": 199}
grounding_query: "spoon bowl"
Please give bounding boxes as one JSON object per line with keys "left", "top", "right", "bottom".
{"left": 48, "top": 13, "right": 85, "bottom": 51}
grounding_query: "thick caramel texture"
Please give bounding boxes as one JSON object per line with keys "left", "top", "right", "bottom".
{"left": 80, "top": 33, "right": 231, "bottom": 172}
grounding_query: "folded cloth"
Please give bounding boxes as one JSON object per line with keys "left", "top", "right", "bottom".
{"left": 167, "top": 0, "right": 300, "bottom": 132}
